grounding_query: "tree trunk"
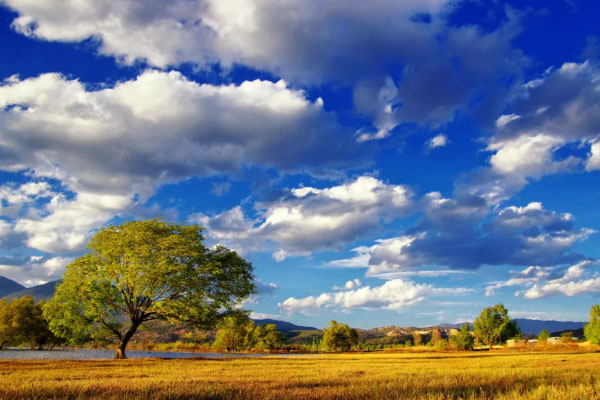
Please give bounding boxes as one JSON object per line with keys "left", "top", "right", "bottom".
{"left": 115, "top": 322, "right": 140, "bottom": 359}
{"left": 489, "top": 342, "right": 493, "bottom": 351}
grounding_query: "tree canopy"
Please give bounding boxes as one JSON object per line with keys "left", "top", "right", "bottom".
{"left": 450, "top": 323, "right": 474, "bottom": 351}
{"left": 213, "top": 312, "right": 285, "bottom": 352}
{"left": 473, "top": 304, "right": 520, "bottom": 350}
{"left": 584, "top": 304, "right": 600, "bottom": 344}
{"left": 0, "top": 296, "right": 59, "bottom": 349}
{"left": 322, "top": 320, "right": 358, "bottom": 352}
{"left": 44, "top": 219, "right": 255, "bottom": 359}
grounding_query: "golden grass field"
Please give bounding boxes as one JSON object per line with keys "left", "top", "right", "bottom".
{"left": 2, "top": 351, "right": 600, "bottom": 399}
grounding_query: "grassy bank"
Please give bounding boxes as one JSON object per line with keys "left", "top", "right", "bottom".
{"left": 2, "top": 351, "right": 600, "bottom": 399}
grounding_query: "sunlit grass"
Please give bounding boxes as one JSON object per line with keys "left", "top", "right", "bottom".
{"left": 2, "top": 351, "right": 600, "bottom": 399}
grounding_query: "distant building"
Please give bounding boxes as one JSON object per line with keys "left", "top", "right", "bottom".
{"left": 547, "top": 337, "right": 561, "bottom": 344}
{"left": 506, "top": 339, "right": 527, "bottom": 348}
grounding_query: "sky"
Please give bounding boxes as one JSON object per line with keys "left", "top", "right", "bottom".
{"left": 1, "top": 0, "right": 600, "bottom": 329}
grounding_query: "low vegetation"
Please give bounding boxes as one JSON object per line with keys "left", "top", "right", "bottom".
{"left": 2, "top": 352, "right": 600, "bottom": 399}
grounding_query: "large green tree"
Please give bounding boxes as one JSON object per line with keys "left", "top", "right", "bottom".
{"left": 584, "top": 304, "right": 600, "bottom": 344}
{"left": 473, "top": 304, "right": 520, "bottom": 350}
{"left": 44, "top": 219, "right": 255, "bottom": 359}
{"left": 322, "top": 320, "right": 359, "bottom": 352}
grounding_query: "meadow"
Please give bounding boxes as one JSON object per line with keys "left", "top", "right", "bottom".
{"left": 2, "top": 351, "right": 600, "bottom": 399}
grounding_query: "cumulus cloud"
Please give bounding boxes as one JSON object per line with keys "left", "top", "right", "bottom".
{"left": 330, "top": 198, "right": 595, "bottom": 275}
{"left": 3, "top": 0, "right": 526, "bottom": 136}
{"left": 332, "top": 279, "right": 362, "bottom": 290}
{"left": 278, "top": 279, "right": 471, "bottom": 314}
{"left": 0, "top": 71, "right": 355, "bottom": 253}
{"left": 485, "top": 260, "right": 600, "bottom": 299}
{"left": 193, "top": 176, "right": 414, "bottom": 259}
{"left": 486, "top": 60, "right": 600, "bottom": 180}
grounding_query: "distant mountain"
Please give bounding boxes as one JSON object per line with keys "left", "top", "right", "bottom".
{"left": 513, "top": 318, "right": 585, "bottom": 335}
{"left": 0, "top": 276, "right": 25, "bottom": 298}
{"left": 252, "top": 318, "right": 318, "bottom": 332}
{"left": 1, "top": 279, "right": 60, "bottom": 301}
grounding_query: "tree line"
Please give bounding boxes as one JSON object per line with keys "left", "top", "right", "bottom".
{"left": 0, "top": 296, "right": 61, "bottom": 349}
{"left": 2, "top": 219, "right": 600, "bottom": 358}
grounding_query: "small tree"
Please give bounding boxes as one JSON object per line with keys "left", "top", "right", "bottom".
{"left": 412, "top": 332, "right": 422, "bottom": 346}
{"left": 473, "top": 304, "right": 520, "bottom": 350}
{"left": 322, "top": 320, "right": 359, "bottom": 352}
{"left": 213, "top": 312, "right": 256, "bottom": 352}
{"left": 538, "top": 329, "right": 550, "bottom": 343}
{"left": 451, "top": 323, "right": 474, "bottom": 351}
{"left": 430, "top": 329, "right": 442, "bottom": 344}
{"left": 44, "top": 219, "right": 255, "bottom": 359}
{"left": 584, "top": 304, "right": 600, "bottom": 344}
{"left": 254, "top": 324, "right": 285, "bottom": 350}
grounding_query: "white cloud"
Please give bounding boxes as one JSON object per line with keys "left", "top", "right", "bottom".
{"left": 0, "top": 181, "right": 54, "bottom": 217}
{"left": 495, "top": 113, "right": 521, "bottom": 128}
{"left": 485, "top": 60, "right": 600, "bottom": 182}
{"left": 332, "top": 279, "right": 362, "bottom": 290}
{"left": 3, "top": 0, "right": 525, "bottom": 136}
{"left": 278, "top": 279, "right": 471, "bottom": 314}
{"left": 0, "top": 255, "right": 72, "bottom": 285}
{"left": 194, "top": 176, "right": 414, "bottom": 258}
{"left": 0, "top": 71, "right": 353, "bottom": 253}
{"left": 484, "top": 260, "right": 600, "bottom": 299}
{"left": 426, "top": 133, "right": 449, "bottom": 149}
{"left": 586, "top": 141, "right": 600, "bottom": 171}
{"left": 524, "top": 277, "right": 600, "bottom": 299}
{"left": 487, "top": 134, "right": 573, "bottom": 177}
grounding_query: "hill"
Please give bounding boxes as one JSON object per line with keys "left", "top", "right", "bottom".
{"left": 1, "top": 279, "right": 60, "bottom": 301}
{"left": 0, "top": 276, "right": 25, "bottom": 298}
{"left": 550, "top": 328, "right": 585, "bottom": 338}
{"left": 252, "top": 318, "right": 318, "bottom": 332}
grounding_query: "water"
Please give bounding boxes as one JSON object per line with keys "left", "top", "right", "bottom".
{"left": 0, "top": 349, "right": 292, "bottom": 360}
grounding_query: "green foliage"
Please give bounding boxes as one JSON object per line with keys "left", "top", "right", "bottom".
{"left": 44, "top": 219, "right": 255, "bottom": 358}
{"left": 538, "top": 329, "right": 550, "bottom": 342}
{"left": 430, "top": 329, "right": 442, "bottom": 344}
{"left": 0, "top": 296, "right": 60, "bottom": 349}
{"left": 213, "top": 311, "right": 256, "bottom": 352}
{"left": 584, "top": 304, "right": 600, "bottom": 344}
{"left": 434, "top": 338, "right": 449, "bottom": 350}
{"left": 254, "top": 324, "right": 285, "bottom": 350}
{"left": 451, "top": 323, "right": 475, "bottom": 351}
{"left": 473, "top": 304, "right": 520, "bottom": 349}
{"left": 322, "top": 320, "right": 359, "bottom": 352}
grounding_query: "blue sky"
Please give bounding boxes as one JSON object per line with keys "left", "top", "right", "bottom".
{"left": 1, "top": 0, "right": 600, "bottom": 329}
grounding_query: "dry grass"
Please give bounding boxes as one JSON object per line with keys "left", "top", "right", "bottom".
{"left": 2, "top": 351, "right": 600, "bottom": 399}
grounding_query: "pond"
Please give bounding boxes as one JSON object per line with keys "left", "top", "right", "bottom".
{"left": 0, "top": 349, "right": 299, "bottom": 360}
